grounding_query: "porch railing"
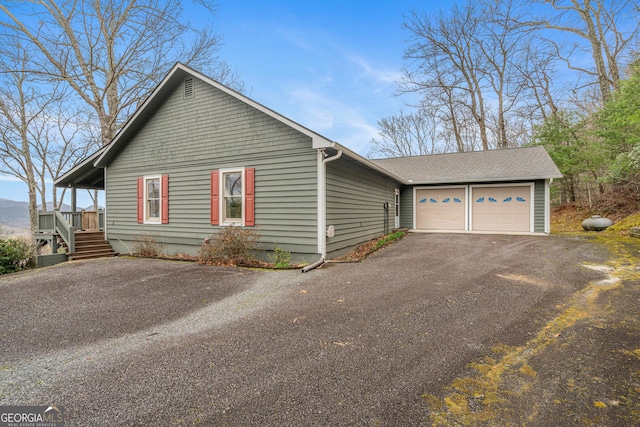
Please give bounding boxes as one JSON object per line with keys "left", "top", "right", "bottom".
{"left": 36, "top": 210, "right": 105, "bottom": 254}
{"left": 37, "top": 211, "right": 75, "bottom": 254}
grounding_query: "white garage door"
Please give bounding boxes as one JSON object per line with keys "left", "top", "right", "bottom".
{"left": 471, "top": 186, "right": 531, "bottom": 232}
{"left": 416, "top": 188, "right": 465, "bottom": 231}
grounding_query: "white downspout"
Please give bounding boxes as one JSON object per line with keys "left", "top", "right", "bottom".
{"left": 546, "top": 178, "right": 553, "bottom": 234}
{"left": 302, "top": 148, "right": 342, "bottom": 273}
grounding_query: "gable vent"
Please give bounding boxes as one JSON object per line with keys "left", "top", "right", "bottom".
{"left": 184, "top": 78, "right": 194, "bottom": 98}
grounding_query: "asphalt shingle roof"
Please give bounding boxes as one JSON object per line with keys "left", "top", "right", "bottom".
{"left": 371, "top": 146, "right": 562, "bottom": 184}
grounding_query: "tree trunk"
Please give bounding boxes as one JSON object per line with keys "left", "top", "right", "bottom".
{"left": 27, "top": 178, "right": 39, "bottom": 234}
{"left": 582, "top": 9, "right": 611, "bottom": 102}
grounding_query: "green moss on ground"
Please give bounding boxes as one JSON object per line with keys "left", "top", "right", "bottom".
{"left": 421, "top": 236, "right": 640, "bottom": 426}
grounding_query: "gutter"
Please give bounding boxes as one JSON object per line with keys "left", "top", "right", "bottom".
{"left": 302, "top": 148, "right": 343, "bottom": 273}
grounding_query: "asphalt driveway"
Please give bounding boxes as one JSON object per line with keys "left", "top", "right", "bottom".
{"left": 1, "top": 233, "right": 637, "bottom": 426}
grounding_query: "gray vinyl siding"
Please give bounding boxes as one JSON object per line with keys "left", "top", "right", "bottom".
{"left": 105, "top": 76, "right": 318, "bottom": 260}
{"left": 325, "top": 155, "right": 400, "bottom": 258}
{"left": 399, "top": 185, "right": 414, "bottom": 229}
{"left": 534, "top": 179, "right": 545, "bottom": 233}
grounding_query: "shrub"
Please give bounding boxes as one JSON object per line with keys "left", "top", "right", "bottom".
{"left": 375, "top": 230, "right": 405, "bottom": 249}
{"left": 199, "top": 226, "right": 261, "bottom": 266}
{"left": 269, "top": 246, "right": 291, "bottom": 269}
{"left": 132, "top": 233, "right": 165, "bottom": 257}
{"left": 0, "top": 238, "right": 34, "bottom": 275}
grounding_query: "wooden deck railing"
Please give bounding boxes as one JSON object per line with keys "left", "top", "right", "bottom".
{"left": 36, "top": 210, "right": 104, "bottom": 254}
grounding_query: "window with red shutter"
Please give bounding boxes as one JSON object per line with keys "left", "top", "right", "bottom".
{"left": 210, "top": 170, "right": 219, "bottom": 225}
{"left": 211, "top": 167, "right": 255, "bottom": 227}
{"left": 137, "top": 177, "right": 144, "bottom": 224}
{"left": 139, "top": 175, "right": 163, "bottom": 224}
{"left": 161, "top": 174, "right": 169, "bottom": 224}
{"left": 245, "top": 168, "right": 255, "bottom": 227}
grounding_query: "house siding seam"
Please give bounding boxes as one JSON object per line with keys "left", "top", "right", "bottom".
{"left": 105, "top": 76, "right": 318, "bottom": 260}
{"left": 325, "top": 156, "right": 400, "bottom": 258}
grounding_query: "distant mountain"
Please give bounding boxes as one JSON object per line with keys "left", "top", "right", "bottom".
{"left": 0, "top": 199, "right": 30, "bottom": 228}
{"left": 0, "top": 198, "right": 98, "bottom": 229}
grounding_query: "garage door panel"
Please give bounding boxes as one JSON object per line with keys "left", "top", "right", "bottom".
{"left": 416, "top": 188, "right": 465, "bottom": 231}
{"left": 472, "top": 186, "right": 530, "bottom": 232}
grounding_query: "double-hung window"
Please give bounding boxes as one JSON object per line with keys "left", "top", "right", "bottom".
{"left": 145, "top": 176, "right": 161, "bottom": 223}
{"left": 222, "top": 170, "right": 243, "bottom": 224}
{"left": 210, "top": 167, "right": 255, "bottom": 227}
{"left": 137, "top": 174, "right": 169, "bottom": 224}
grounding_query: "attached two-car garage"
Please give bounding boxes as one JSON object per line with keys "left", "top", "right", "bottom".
{"left": 372, "top": 147, "right": 562, "bottom": 235}
{"left": 415, "top": 184, "right": 533, "bottom": 233}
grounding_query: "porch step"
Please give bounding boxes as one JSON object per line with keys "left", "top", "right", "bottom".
{"left": 69, "top": 231, "right": 118, "bottom": 261}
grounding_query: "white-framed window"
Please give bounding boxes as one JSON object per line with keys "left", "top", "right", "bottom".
{"left": 221, "top": 168, "right": 244, "bottom": 225}
{"left": 144, "top": 175, "right": 161, "bottom": 224}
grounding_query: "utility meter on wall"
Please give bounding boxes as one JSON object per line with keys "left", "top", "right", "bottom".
{"left": 326, "top": 225, "right": 335, "bottom": 238}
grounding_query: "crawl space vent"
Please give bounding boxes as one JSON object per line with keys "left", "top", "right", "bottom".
{"left": 184, "top": 78, "right": 194, "bottom": 98}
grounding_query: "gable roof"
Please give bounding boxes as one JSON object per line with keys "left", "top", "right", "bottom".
{"left": 54, "top": 146, "right": 106, "bottom": 189}
{"left": 94, "top": 62, "right": 338, "bottom": 168}
{"left": 371, "top": 146, "right": 562, "bottom": 184}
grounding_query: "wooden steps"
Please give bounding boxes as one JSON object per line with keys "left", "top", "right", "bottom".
{"left": 69, "top": 231, "right": 118, "bottom": 261}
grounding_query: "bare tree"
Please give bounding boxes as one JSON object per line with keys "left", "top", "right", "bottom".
{"left": 524, "top": 0, "right": 640, "bottom": 103}
{"left": 401, "top": 0, "right": 548, "bottom": 152}
{"left": 0, "top": 0, "right": 238, "bottom": 228}
{"left": 0, "top": 0, "right": 235, "bottom": 146}
{"left": 479, "top": 0, "right": 534, "bottom": 149}
{"left": 402, "top": 59, "right": 470, "bottom": 153}
{"left": 403, "top": 3, "right": 491, "bottom": 150}
{"left": 369, "top": 111, "right": 441, "bottom": 158}
{"left": 34, "top": 100, "right": 99, "bottom": 210}
{"left": 0, "top": 41, "right": 98, "bottom": 230}
{"left": 516, "top": 44, "right": 563, "bottom": 121}
{"left": 0, "top": 43, "right": 53, "bottom": 232}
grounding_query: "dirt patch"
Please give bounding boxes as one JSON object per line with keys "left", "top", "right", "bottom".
{"left": 552, "top": 204, "right": 591, "bottom": 233}
{"left": 333, "top": 230, "right": 406, "bottom": 262}
{"left": 552, "top": 204, "right": 640, "bottom": 236}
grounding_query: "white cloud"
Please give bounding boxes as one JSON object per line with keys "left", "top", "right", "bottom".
{"left": 348, "top": 53, "right": 403, "bottom": 86}
{"left": 0, "top": 174, "right": 23, "bottom": 183}
{"left": 286, "top": 86, "right": 378, "bottom": 155}
{"left": 273, "top": 27, "right": 316, "bottom": 52}
{"left": 287, "top": 87, "right": 337, "bottom": 131}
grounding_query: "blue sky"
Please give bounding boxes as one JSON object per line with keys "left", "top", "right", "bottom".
{"left": 0, "top": 0, "right": 441, "bottom": 206}
{"left": 212, "top": 0, "right": 434, "bottom": 151}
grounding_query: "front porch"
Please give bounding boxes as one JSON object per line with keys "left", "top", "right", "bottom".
{"left": 34, "top": 210, "right": 117, "bottom": 263}
{"left": 34, "top": 147, "right": 117, "bottom": 265}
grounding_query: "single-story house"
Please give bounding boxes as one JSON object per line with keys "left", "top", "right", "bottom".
{"left": 53, "top": 63, "right": 562, "bottom": 264}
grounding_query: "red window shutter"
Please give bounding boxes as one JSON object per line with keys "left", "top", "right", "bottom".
{"left": 161, "top": 174, "right": 169, "bottom": 224}
{"left": 137, "top": 177, "right": 144, "bottom": 224}
{"left": 210, "top": 170, "right": 219, "bottom": 225}
{"left": 245, "top": 167, "right": 255, "bottom": 227}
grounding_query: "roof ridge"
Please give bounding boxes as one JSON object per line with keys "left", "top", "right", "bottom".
{"left": 371, "top": 146, "right": 543, "bottom": 162}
